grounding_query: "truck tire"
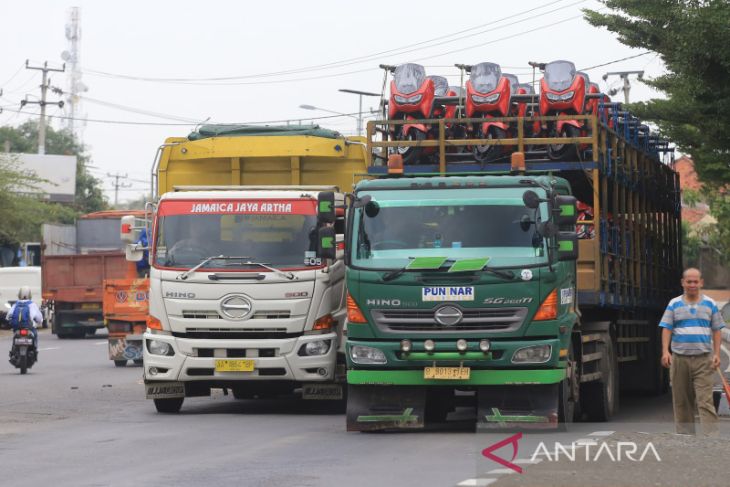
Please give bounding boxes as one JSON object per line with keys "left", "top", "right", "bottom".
{"left": 582, "top": 333, "right": 619, "bottom": 421}
{"left": 154, "top": 398, "right": 183, "bottom": 413}
{"left": 114, "top": 360, "right": 128, "bottom": 367}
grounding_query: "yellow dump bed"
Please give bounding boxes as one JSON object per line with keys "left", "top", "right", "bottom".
{"left": 155, "top": 127, "right": 368, "bottom": 196}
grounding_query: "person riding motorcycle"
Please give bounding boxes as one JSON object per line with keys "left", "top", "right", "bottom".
{"left": 7, "top": 286, "right": 42, "bottom": 349}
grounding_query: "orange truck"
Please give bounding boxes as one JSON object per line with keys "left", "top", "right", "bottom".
{"left": 42, "top": 211, "right": 145, "bottom": 340}
{"left": 104, "top": 278, "right": 149, "bottom": 367}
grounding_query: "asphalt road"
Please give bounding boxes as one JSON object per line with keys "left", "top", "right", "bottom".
{"left": 1, "top": 328, "right": 729, "bottom": 487}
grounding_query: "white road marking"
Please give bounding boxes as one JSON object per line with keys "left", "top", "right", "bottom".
{"left": 39, "top": 347, "right": 60, "bottom": 351}
{"left": 514, "top": 458, "right": 543, "bottom": 464}
{"left": 457, "top": 479, "right": 496, "bottom": 487}
{"left": 486, "top": 468, "right": 518, "bottom": 475}
{"left": 95, "top": 341, "right": 107, "bottom": 346}
{"left": 588, "top": 430, "right": 614, "bottom": 436}
{"left": 720, "top": 344, "right": 730, "bottom": 373}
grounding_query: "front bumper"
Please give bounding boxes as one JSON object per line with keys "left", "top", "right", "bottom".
{"left": 142, "top": 331, "right": 339, "bottom": 384}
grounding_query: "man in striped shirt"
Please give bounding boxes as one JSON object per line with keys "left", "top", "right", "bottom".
{"left": 660, "top": 268, "right": 725, "bottom": 435}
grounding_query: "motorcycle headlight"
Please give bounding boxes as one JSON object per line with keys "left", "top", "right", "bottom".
{"left": 545, "top": 92, "right": 560, "bottom": 101}
{"left": 559, "top": 90, "right": 575, "bottom": 101}
{"left": 350, "top": 345, "right": 387, "bottom": 365}
{"left": 471, "top": 93, "right": 500, "bottom": 104}
{"left": 394, "top": 94, "right": 423, "bottom": 104}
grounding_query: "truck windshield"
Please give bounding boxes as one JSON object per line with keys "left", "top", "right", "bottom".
{"left": 351, "top": 188, "right": 548, "bottom": 270}
{"left": 153, "top": 199, "right": 319, "bottom": 270}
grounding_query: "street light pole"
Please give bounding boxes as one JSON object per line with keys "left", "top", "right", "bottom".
{"left": 338, "top": 89, "right": 380, "bottom": 136}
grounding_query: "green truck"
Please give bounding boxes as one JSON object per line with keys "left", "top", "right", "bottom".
{"left": 342, "top": 107, "right": 681, "bottom": 431}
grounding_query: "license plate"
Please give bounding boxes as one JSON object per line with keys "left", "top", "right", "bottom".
{"left": 81, "top": 303, "right": 100, "bottom": 310}
{"left": 14, "top": 338, "right": 33, "bottom": 345}
{"left": 215, "top": 359, "right": 255, "bottom": 372}
{"left": 424, "top": 366, "right": 470, "bottom": 380}
{"left": 302, "top": 384, "right": 343, "bottom": 400}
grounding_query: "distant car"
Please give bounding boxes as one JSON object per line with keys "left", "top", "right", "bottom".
{"left": 0, "top": 266, "right": 45, "bottom": 329}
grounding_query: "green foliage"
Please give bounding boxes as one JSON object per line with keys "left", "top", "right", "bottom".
{"left": 584, "top": 1, "right": 730, "bottom": 185}
{"left": 681, "top": 221, "right": 700, "bottom": 268}
{"left": 585, "top": 0, "right": 730, "bottom": 265}
{"left": 0, "top": 154, "right": 77, "bottom": 246}
{"left": 0, "top": 120, "right": 107, "bottom": 213}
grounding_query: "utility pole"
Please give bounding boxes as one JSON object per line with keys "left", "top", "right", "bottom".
{"left": 602, "top": 70, "right": 644, "bottom": 105}
{"left": 22, "top": 60, "right": 65, "bottom": 154}
{"left": 108, "top": 172, "right": 131, "bottom": 207}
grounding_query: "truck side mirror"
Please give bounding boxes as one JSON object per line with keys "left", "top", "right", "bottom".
{"left": 318, "top": 192, "right": 336, "bottom": 224}
{"left": 553, "top": 195, "right": 578, "bottom": 226}
{"left": 522, "top": 190, "right": 541, "bottom": 209}
{"left": 556, "top": 232, "right": 578, "bottom": 261}
{"left": 120, "top": 215, "right": 138, "bottom": 243}
{"left": 538, "top": 221, "right": 558, "bottom": 238}
{"left": 125, "top": 244, "right": 144, "bottom": 262}
{"left": 316, "top": 226, "right": 336, "bottom": 260}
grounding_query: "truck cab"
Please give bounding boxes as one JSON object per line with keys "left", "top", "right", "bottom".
{"left": 130, "top": 188, "right": 346, "bottom": 412}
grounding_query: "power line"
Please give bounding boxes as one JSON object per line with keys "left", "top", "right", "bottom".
{"left": 81, "top": 0, "right": 576, "bottom": 84}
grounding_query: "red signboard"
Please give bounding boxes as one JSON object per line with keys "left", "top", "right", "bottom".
{"left": 158, "top": 199, "right": 317, "bottom": 216}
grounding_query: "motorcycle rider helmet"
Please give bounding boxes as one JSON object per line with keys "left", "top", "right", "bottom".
{"left": 18, "top": 286, "right": 32, "bottom": 300}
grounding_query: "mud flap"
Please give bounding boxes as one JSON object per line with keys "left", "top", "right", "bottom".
{"left": 347, "top": 385, "right": 425, "bottom": 432}
{"left": 477, "top": 384, "right": 560, "bottom": 430}
{"left": 108, "top": 337, "right": 143, "bottom": 361}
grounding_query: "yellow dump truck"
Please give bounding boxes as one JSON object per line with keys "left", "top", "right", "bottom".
{"left": 126, "top": 125, "right": 368, "bottom": 413}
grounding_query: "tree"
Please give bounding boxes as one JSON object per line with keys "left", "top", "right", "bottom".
{"left": 0, "top": 154, "right": 77, "bottom": 246}
{"left": 0, "top": 120, "right": 107, "bottom": 213}
{"left": 584, "top": 0, "right": 730, "bottom": 262}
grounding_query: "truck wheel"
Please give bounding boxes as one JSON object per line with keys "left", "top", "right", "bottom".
{"left": 582, "top": 333, "right": 619, "bottom": 421}
{"left": 133, "top": 359, "right": 143, "bottom": 366}
{"left": 154, "top": 398, "right": 183, "bottom": 413}
{"left": 114, "top": 360, "right": 128, "bottom": 367}
{"left": 86, "top": 328, "right": 97, "bottom": 336}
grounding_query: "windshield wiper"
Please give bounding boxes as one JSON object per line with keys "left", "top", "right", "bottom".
{"left": 176, "top": 255, "right": 297, "bottom": 281}
{"left": 223, "top": 259, "right": 297, "bottom": 281}
{"left": 177, "top": 255, "right": 226, "bottom": 280}
{"left": 382, "top": 259, "right": 515, "bottom": 282}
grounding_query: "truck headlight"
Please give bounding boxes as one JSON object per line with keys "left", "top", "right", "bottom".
{"left": 147, "top": 339, "right": 174, "bottom": 356}
{"left": 512, "top": 345, "right": 551, "bottom": 363}
{"left": 350, "top": 345, "right": 387, "bottom": 365}
{"left": 298, "top": 340, "right": 331, "bottom": 356}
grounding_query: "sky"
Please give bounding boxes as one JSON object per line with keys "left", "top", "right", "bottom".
{"left": 0, "top": 0, "right": 667, "bottom": 204}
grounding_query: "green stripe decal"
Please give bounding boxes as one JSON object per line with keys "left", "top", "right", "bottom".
{"left": 449, "top": 258, "right": 489, "bottom": 272}
{"left": 558, "top": 240, "right": 574, "bottom": 251}
{"left": 357, "top": 407, "right": 419, "bottom": 424}
{"left": 348, "top": 369, "right": 565, "bottom": 386}
{"left": 560, "top": 204, "right": 576, "bottom": 217}
{"left": 406, "top": 256, "right": 448, "bottom": 270}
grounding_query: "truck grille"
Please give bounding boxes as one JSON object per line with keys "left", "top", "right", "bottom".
{"left": 182, "top": 310, "right": 291, "bottom": 320}
{"left": 176, "top": 328, "right": 295, "bottom": 340}
{"left": 371, "top": 307, "right": 527, "bottom": 333}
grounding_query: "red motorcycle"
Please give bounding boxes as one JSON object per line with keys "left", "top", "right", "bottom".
{"left": 383, "top": 63, "right": 437, "bottom": 164}
{"left": 463, "top": 62, "right": 513, "bottom": 163}
{"left": 537, "top": 60, "right": 589, "bottom": 160}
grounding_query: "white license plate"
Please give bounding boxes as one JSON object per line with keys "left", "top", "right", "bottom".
{"left": 422, "top": 286, "right": 475, "bottom": 302}
{"left": 14, "top": 338, "right": 33, "bottom": 345}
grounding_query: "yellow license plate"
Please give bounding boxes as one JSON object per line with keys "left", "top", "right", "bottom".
{"left": 215, "top": 359, "right": 255, "bottom": 372}
{"left": 81, "top": 303, "right": 100, "bottom": 310}
{"left": 424, "top": 366, "right": 470, "bottom": 380}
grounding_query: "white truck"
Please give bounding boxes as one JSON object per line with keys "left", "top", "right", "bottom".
{"left": 123, "top": 187, "right": 345, "bottom": 413}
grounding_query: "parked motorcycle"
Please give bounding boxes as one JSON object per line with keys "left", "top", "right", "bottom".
{"left": 383, "top": 63, "right": 437, "bottom": 164}
{"left": 537, "top": 60, "right": 590, "bottom": 160}
{"left": 462, "top": 62, "right": 513, "bottom": 163}
{"left": 9, "top": 326, "right": 37, "bottom": 374}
